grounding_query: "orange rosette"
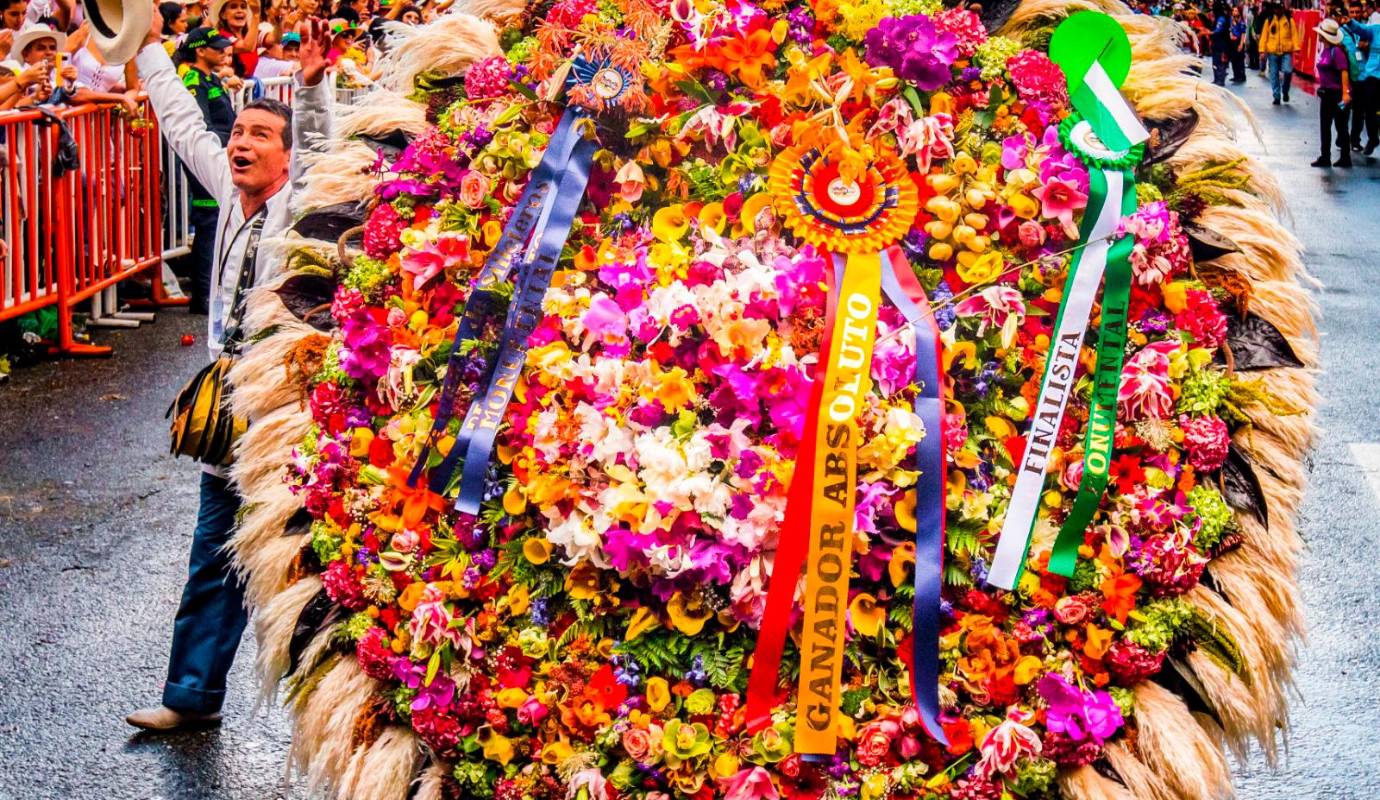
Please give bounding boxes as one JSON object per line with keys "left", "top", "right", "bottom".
{"left": 767, "top": 143, "right": 920, "bottom": 254}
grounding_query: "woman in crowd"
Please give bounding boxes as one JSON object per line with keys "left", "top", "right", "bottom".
{"left": 209, "top": 0, "right": 259, "bottom": 77}
{"left": 1313, "top": 17, "right": 1354, "bottom": 167}
{"left": 66, "top": 22, "right": 137, "bottom": 93}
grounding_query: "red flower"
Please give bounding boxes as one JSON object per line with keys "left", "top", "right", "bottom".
{"left": 584, "top": 664, "right": 628, "bottom": 712}
{"left": 1111, "top": 454, "right": 1146, "bottom": 495}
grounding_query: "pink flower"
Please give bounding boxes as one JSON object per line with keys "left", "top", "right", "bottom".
{"left": 1018, "top": 220, "right": 1046, "bottom": 247}
{"left": 1008, "top": 50, "right": 1070, "bottom": 108}
{"left": 723, "top": 767, "right": 779, "bottom": 800}
{"left": 1119, "top": 340, "right": 1178, "bottom": 421}
{"left": 410, "top": 586, "right": 463, "bottom": 648}
{"left": 902, "top": 113, "right": 956, "bottom": 171}
{"left": 400, "top": 234, "right": 469, "bottom": 289}
{"left": 463, "top": 54, "right": 512, "bottom": 100}
{"left": 1180, "top": 413, "right": 1230, "bottom": 471}
{"left": 954, "top": 286, "right": 1026, "bottom": 347}
{"left": 459, "top": 171, "right": 489, "bottom": 209}
{"left": 933, "top": 8, "right": 988, "bottom": 57}
{"left": 581, "top": 294, "right": 629, "bottom": 352}
{"left": 1175, "top": 288, "right": 1228, "bottom": 348}
{"left": 1033, "top": 174, "right": 1088, "bottom": 240}
{"left": 977, "top": 718, "right": 1042, "bottom": 777}
{"left": 854, "top": 719, "right": 900, "bottom": 767}
{"left": 614, "top": 160, "right": 646, "bottom": 203}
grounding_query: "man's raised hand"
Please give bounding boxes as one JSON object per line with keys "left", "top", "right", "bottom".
{"left": 298, "top": 18, "right": 330, "bottom": 87}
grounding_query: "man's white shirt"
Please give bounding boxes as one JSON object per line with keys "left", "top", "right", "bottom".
{"left": 134, "top": 42, "right": 332, "bottom": 359}
{"left": 133, "top": 42, "right": 332, "bottom": 473}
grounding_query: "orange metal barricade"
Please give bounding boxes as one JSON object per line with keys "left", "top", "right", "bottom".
{"left": 1, "top": 98, "right": 170, "bottom": 356}
{"left": 1, "top": 107, "right": 59, "bottom": 323}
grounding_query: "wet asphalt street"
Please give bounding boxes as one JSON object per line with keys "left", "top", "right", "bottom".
{"left": 1, "top": 63, "right": 1378, "bottom": 800}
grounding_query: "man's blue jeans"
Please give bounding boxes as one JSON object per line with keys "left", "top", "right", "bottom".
{"left": 1267, "top": 52, "right": 1294, "bottom": 101}
{"left": 162, "top": 471, "right": 248, "bottom": 713}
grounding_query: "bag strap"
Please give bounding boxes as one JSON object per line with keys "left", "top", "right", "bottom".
{"left": 220, "top": 210, "right": 268, "bottom": 355}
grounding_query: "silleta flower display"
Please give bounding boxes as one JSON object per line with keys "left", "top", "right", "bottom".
{"left": 223, "top": 1, "right": 1319, "bottom": 799}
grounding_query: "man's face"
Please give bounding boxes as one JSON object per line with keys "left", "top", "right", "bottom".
{"left": 1350, "top": 4, "right": 1366, "bottom": 19}
{"left": 199, "top": 43, "right": 230, "bottom": 68}
{"left": 281, "top": 42, "right": 299, "bottom": 59}
{"left": 227, "top": 108, "right": 290, "bottom": 195}
{"left": 22, "top": 37, "right": 56, "bottom": 64}
{"left": 2, "top": 0, "right": 25, "bottom": 30}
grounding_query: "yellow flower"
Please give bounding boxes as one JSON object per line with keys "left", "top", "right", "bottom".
{"left": 667, "top": 591, "right": 713, "bottom": 636}
{"left": 1013, "top": 655, "right": 1044, "bottom": 685}
{"left": 1162, "top": 280, "right": 1189, "bottom": 313}
{"left": 482, "top": 731, "right": 515, "bottom": 765}
{"left": 739, "top": 192, "right": 775, "bottom": 234}
{"left": 523, "top": 537, "right": 552, "bottom": 565}
{"left": 861, "top": 772, "right": 891, "bottom": 800}
{"left": 645, "top": 676, "right": 671, "bottom": 712}
{"left": 652, "top": 205, "right": 691, "bottom": 242}
{"left": 710, "top": 752, "right": 741, "bottom": 780}
{"left": 956, "top": 250, "right": 1004, "bottom": 285}
{"left": 398, "top": 581, "right": 427, "bottom": 613}
{"left": 1007, "top": 192, "right": 1039, "bottom": 219}
{"left": 502, "top": 484, "right": 527, "bottom": 516}
{"left": 698, "top": 202, "right": 726, "bottom": 234}
{"left": 564, "top": 560, "right": 601, "bottom": 601}
{"left": 654, "top": 366, "right": 698, "bottom": 413}
{"left": 349, "top": 427, "right": 374, "bottom": 458}
{"left": 624, "top": 606, "right": 662, "bottom": 641}
{"left": 849, "top": 592, "right": 886, "bottom": 638}
{"left": 482, "top": 219, "right": 503, "bottom": 246}
{"left": 540, "top": 740, "right": 573, "bottom": 765}
{"left": 889, "top": 541, "right": 915, "bottom": 587}
{"left": 507, "top": 583, "right": 530, "bottom": 617}
{"left": 496, "top": 687, "right": 528, "bottom": 708}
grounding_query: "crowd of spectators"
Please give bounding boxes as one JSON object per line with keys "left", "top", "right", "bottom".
{"left": 1, "top": 0, "right": 451, "bottom": 113}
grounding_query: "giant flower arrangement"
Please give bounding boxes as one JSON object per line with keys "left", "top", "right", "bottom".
{"left": 225, "top": 1, "right": 1318, "bottom": 799}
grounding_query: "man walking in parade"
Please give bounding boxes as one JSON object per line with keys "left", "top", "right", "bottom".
{"left": 124, "top": 14, "right": 335, "bottom": 732}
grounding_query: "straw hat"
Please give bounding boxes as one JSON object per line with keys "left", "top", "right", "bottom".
{"left": 81, "top": 0, "right": 153, "bottom": 64}
{"left": 1316, "top": 17, "right": 1344, "bottom": 45}
{"left": 12, "top": 23, "right": 66, "bottom": 58}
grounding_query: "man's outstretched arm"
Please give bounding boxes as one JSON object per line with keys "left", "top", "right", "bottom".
{"left": 133, "top": 42, "right": 233, "bottom": 199}
{"left": 289, "top": 18, "right": 335, "bottom": 191}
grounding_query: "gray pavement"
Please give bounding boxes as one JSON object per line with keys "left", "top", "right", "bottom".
{"left": 0, "top": 61, "right": 1378, "bottom": 799}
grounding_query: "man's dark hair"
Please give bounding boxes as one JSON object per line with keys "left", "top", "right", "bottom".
{"left": 241, "top": 98, "right": 293, "bottom": 149}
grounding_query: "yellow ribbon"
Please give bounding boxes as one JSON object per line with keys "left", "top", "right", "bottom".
{"left": 794, "top": 251, "right": 882, "bottom": 755}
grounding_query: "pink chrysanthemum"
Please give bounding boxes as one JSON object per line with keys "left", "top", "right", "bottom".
{"left": 321, "top": 560, "right": 369, "bottom": 611}
{"left": 356, "top": 627, "right": 395, "bottom": 680}
{"left": 1104, "top": 639, "right": 1166, "bottom": 684}
{"left": 1176, "top": 287, "right": 1229, "bottom": 348}
{"left": 362, "top": 202, "right": 407, "bottom": 259}
{"left": 411, "top": 708, "right": 464, "bottom": 757}
{"left": 465, "top": 55, "right": 513, "bottom": 100}
{"left": 547, "top": 0, "right": 596, "bottom": 28}
{"left": 1007, "top": 49, "right": 1069, "bottom": 108}
{"left": 1180, "top": 413, "right": 1230, "bottom": 472}
{"left": 934, "top": 8, "right": 988, "bottom": 57}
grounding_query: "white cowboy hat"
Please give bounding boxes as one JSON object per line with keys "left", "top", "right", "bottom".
{"left": 80, "top": 0, "right": 152, "bottom": 64}
{"left": 12, "top": 23, "right": 67, "bottom": 58}
{"left": 1316, "top": 17, "right": 1344, "bottom": 45}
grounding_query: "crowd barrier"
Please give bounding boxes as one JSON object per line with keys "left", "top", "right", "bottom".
{"left": 2, "top": 74, "right": 368, "bottom": 356}
{"left": 1, "top": 98, "right": 174, "bottom": 355}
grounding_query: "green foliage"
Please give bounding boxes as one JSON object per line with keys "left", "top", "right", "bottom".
{"left": 1186, "top": 483, "right": 1237, "bottom": 550}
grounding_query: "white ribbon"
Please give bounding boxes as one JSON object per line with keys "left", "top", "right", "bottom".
{"left": 987, "top": 171, "right": 1125, "bottom": 590}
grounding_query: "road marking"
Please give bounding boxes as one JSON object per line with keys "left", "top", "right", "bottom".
{"left": 1350, "top": 443, "right": 1380, "bottom": 504}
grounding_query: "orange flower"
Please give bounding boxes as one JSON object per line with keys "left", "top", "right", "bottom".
{"left": 718, "top": 28, "right": 778, "bottom": 90}
{"left": 386, "top": 466, "right": 447, "bottom": 529}
{"left": 1100, "top": 571, "right": 1143, "bottom": 624}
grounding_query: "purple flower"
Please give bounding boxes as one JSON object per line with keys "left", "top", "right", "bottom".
{"left": 864, "top": 15, "right": 960, "bottom": 91}
{"left": 1036, "top": 674, "right": 1124, "bottom": 744}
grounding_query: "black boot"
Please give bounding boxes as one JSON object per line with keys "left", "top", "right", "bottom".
{"left": 1311, "top": 156, "right": 1332, "bottom": 167}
